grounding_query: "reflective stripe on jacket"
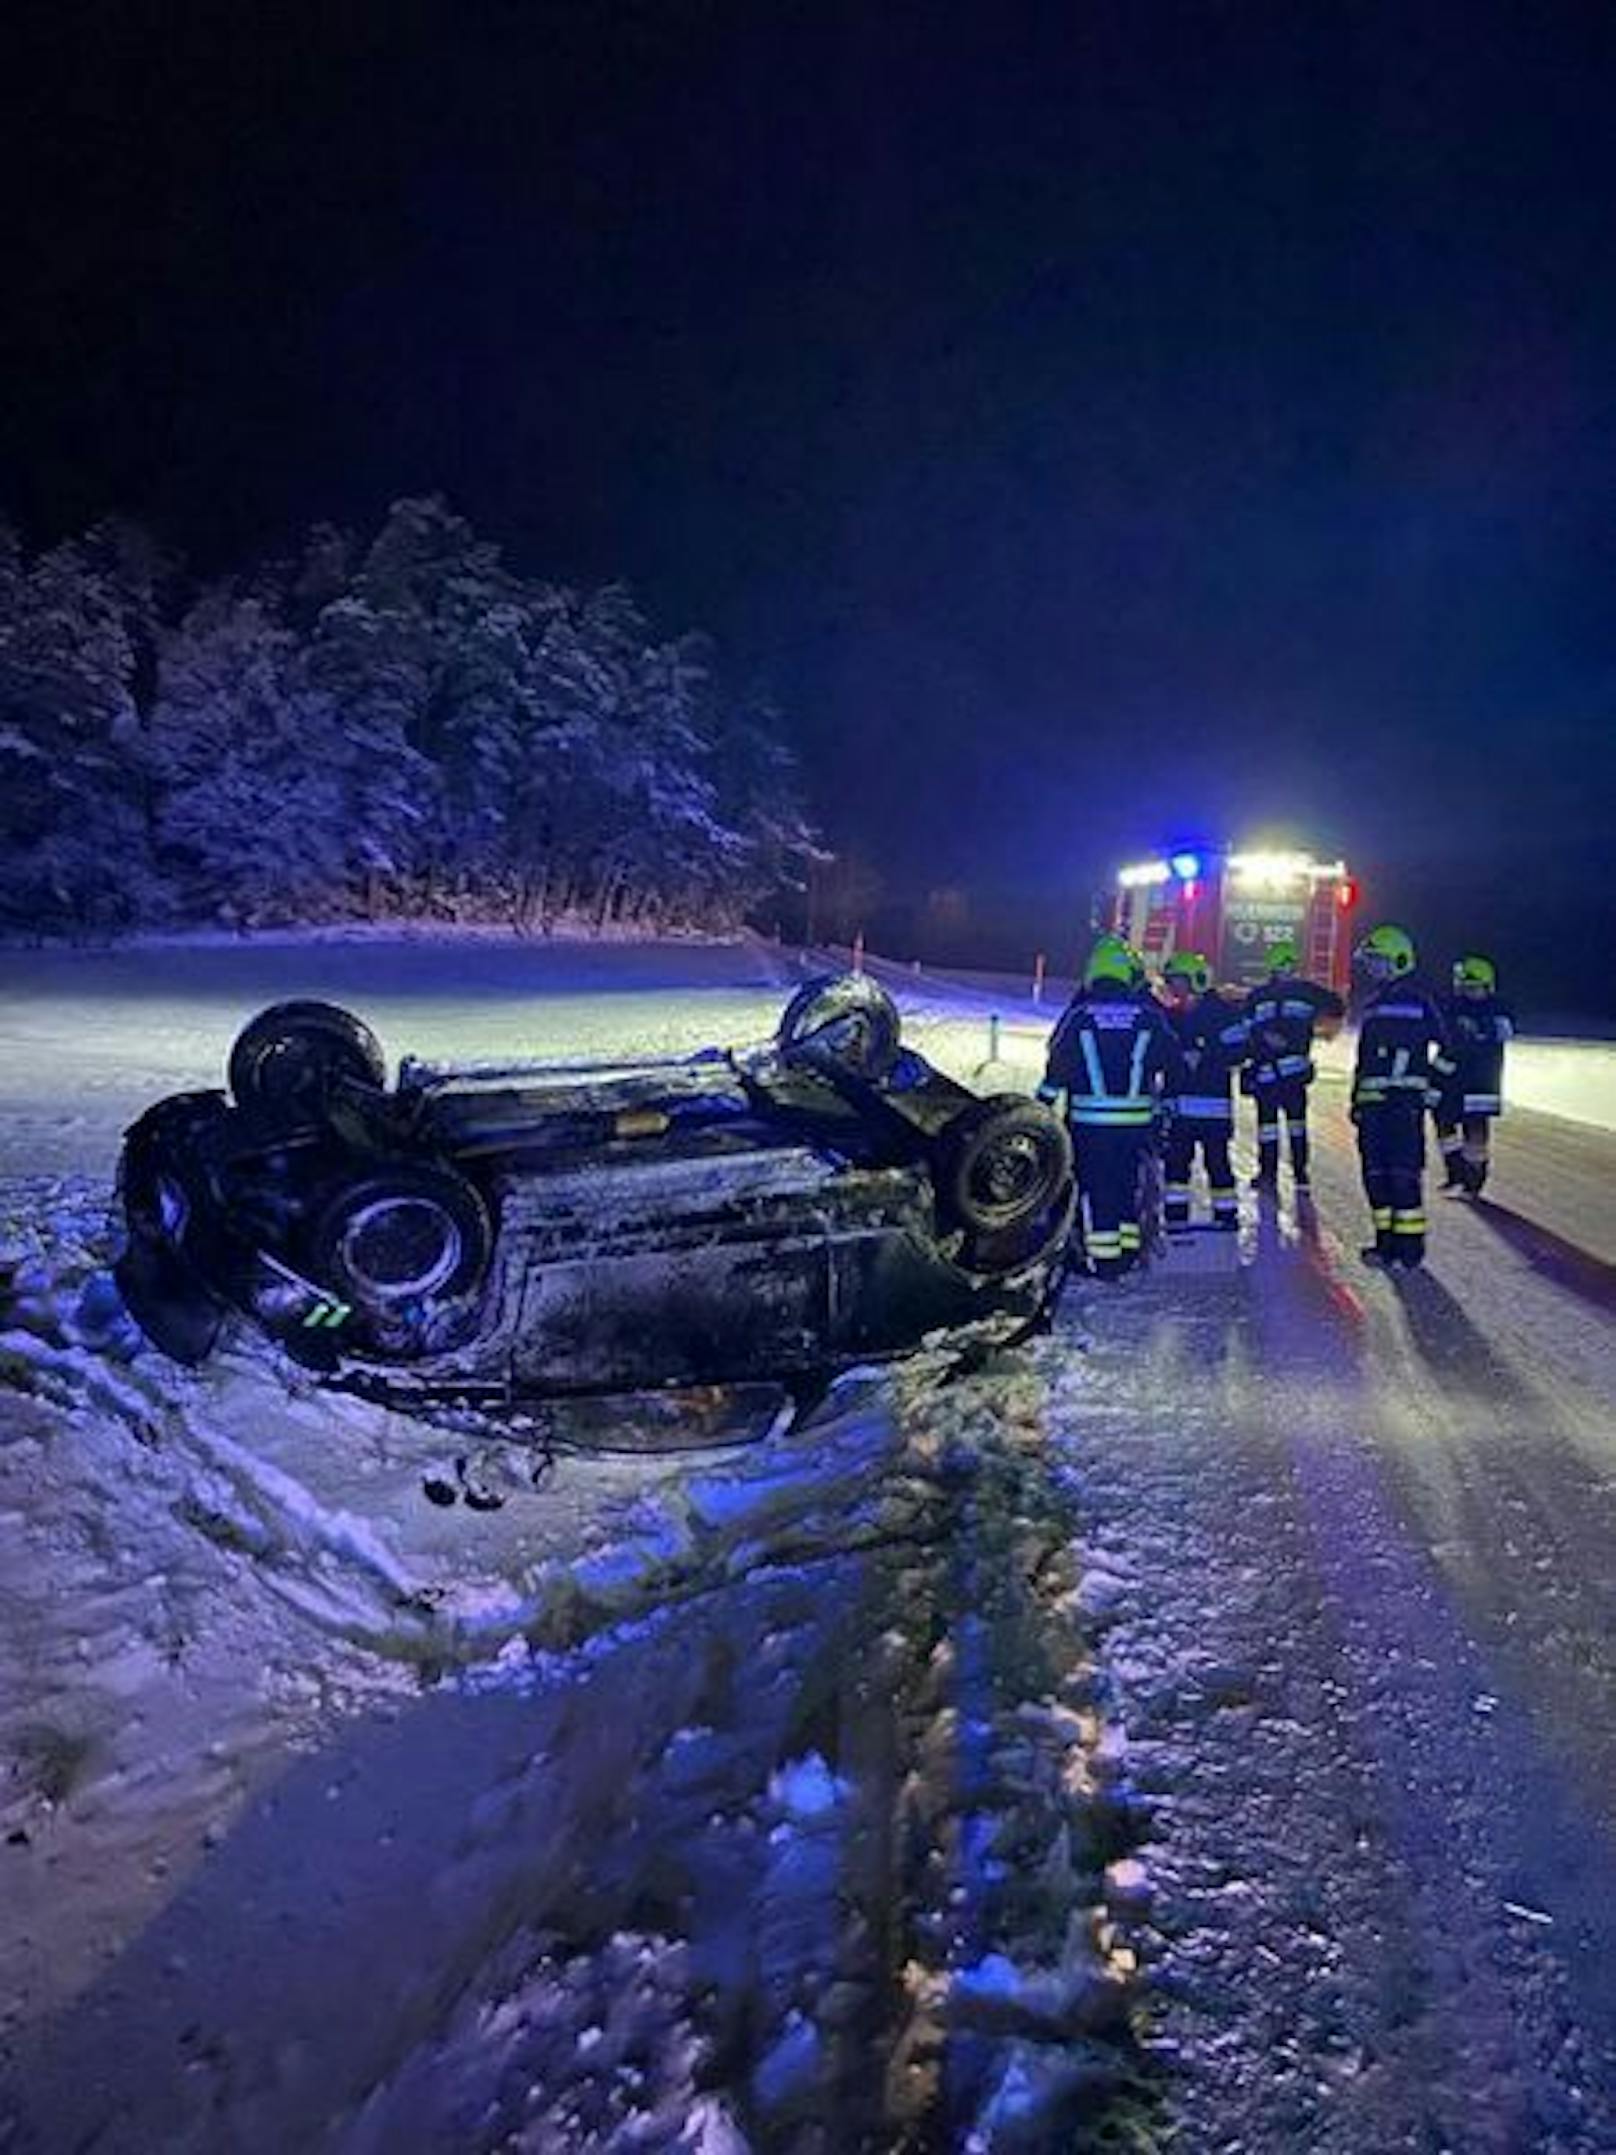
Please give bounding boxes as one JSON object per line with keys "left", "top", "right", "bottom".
{"left": 1353, "top": 980, "right": 1454, "bottom": 1110}
{"left": 1042, "top": 981, "right": 1185, "bottom": 1128}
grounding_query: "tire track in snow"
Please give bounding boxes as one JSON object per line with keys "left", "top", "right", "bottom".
{"left": 3, "top": 1248, "right": 1154, "bottom": 2151}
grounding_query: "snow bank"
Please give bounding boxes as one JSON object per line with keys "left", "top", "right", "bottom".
{"left": 2, "top": 1173, "right": 1149, "bottom": 2151}
{"left": 1499, "top": 1039, "right": 1616, "bottom": 1134}
{"left": 900, "top": 1002, "right": 1616, "bottom": 1136}
{"left": 1308, "top": 1030, "right": 1616, "bottom": 1133}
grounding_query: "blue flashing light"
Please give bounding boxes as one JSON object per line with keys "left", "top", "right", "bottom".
{"left": 1169, "top": 851, "right": 1202, "bottom": 881}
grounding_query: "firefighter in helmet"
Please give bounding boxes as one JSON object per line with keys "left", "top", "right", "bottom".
{"left": 1350, "top": 923, "right": 1456, "bottom": 1267}
{"left": 1239, "top": 934, "right": 1345, "bottom": 1192}
{"left": 1160, "top": 950, "right": 1245, "bottom": 1230}
{"left": 1434, "top": 953, "right": 1514, "bottom": 1194}
{"left": 1040, "top": 937, "right": 1184, "bottom": 1278}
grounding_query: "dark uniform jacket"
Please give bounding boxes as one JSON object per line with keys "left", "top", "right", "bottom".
{"left": 1042, "top": 981, "right": 1185, "bottom": 1128}
{"left": 1165, "top": 993, "right": 1249, "bottom": 1124}
{"left": 1435, "top": 992, "right": 1515, "bottom": 1116}
{"left": 1352, "top": 979, "right": 1455, "bottom": 1112}
{"left": 1240, "top": 974, "right": 1346, "bottom": 1090}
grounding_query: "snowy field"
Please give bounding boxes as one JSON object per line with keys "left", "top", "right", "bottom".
{"left": 1496, "top": 1038, "right": 1616, "bottom": 1135}
{"left": 5, "top": 936, "right": 1616, "bottom": 2151}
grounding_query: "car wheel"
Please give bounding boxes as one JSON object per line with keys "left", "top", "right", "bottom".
{"left": 228, "top": 1001, "right": 387, "bottom": 1116}
{"left": 307, "top": 1161, "right": 492, "bottom": 1344}
{"left": 935, "top": 1095, "right": 1074, "bottom": 1272}
{"left": 115, "top": 1094, "right": 235, "bottom": 1363}
{"left": 776, "top": 974, "right": 902, "bottom": 1082}
{"left": 119, "top": 1093, "right": 228, "bottom": 1237}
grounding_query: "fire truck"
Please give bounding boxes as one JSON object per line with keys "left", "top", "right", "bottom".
{"left": 1106, "top": 844, "right": 1358, "bottom": 995}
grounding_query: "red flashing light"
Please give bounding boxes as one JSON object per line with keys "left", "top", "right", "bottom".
{"left": 1337, "top": 878, "right": 1358, "bottom": 910}
{"left": 1181, "top": 879, "right": 1199, "bottom": 903}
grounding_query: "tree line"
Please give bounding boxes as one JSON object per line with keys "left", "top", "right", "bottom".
{"left": 0, "top": 496, "right": 818, "bottom": 938}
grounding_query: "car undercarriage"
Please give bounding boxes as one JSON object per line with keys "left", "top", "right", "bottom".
{"left": 115, "top": 974, "right": 1076, "bottom": 1407}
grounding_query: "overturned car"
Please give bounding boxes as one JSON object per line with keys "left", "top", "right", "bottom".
{"left": 114, "top": 976, "right": 1075, "bottom": 1404}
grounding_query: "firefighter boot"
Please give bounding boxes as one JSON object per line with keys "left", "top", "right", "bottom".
{"left": 1290, "top": 1126, "right": 1312, "bottom": 1193}
{"left": 1462, "top": 1132, "right": 1490, "bottom": 1196}
{"left": 1392, "top": 1208, "right": 1427, "bottom": 1267}
{"left": 1360, "top": 1208, "right": 1396, "bottom": 1267}
{"left": 1249, "top": 1107, "right": 1280, "bottom": 1189}
{"left": 1438, "top": 1131, "right": 1467, "bottom": 1189}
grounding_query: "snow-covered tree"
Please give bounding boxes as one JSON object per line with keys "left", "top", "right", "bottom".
{"left": 151, "top": 590, "right": 354, "bottom": 925}
{"left": 0, "top": 497, "right": 820, "bottom": 938}
{"left": 0, "top": 528, "right": 157, "bottom": 933}
{"left": 709, "top": 696, "right": 825, "bottom": 922}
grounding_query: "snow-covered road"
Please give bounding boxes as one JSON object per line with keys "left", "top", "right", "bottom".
{"left": 3, "top": 937, "right": 1616, "bottom": 2151}
{"left": 1040, "top": 1094, "right": 1616, "bottom": 2152}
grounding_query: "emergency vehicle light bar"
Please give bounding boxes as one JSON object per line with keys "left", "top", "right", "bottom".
{"left": 1227, "top": 851, "right": 1347, "bottom": 889}
{"left": 1118, "top": 849, "right": 1348, "bottom": 891}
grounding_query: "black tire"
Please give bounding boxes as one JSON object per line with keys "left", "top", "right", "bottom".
{"left": 228, "top": 1001, "right": 387, "bottom": 1117}
{"left": 934, "top": 1094, "right": 1074, "bottom": 1273}
{"left": 118, "top": 1092, "right": 230, "bottom": 1240}
{"left": 306, "top": 1160, "right": 492, "bottom": 1341}
{"left": 776, "top": 973, "right": 902, "bottom": 1082}
{"left": 115, "top": 1094, "right": 236, "bottom": 1364}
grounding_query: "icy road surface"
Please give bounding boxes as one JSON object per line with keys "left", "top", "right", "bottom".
{"left": 3, "top": 936, "right": 1616, "bottom": 2151}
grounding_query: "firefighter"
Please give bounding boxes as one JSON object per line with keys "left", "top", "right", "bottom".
{"left": 1351, "top": 923, "right": 1457, "bottom": 1267}
{"left": 1434, "top": 953, "right": 1514, "bottom": 1194}
{"left": 1240, "top": 935, "right": 1345, "bottom": 1192}
{"left": 1160, "top": 950, "right": 1246, "bottom": 1230}
{"left": 1040, "top": 938, "right": 1184, "bottom": 1279}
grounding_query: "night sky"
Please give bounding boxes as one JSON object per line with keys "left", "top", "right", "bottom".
{"left": 5, "top": 2, "right": 1615, "bottom": 996}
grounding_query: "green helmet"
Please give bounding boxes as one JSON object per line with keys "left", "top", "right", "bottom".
{"left": 1355, "top": 922, "right": 1416, "bottom": 979}
{"left": 1085, "top": 935, "right": 1138, "bottom": 988}
{"left": 1453, "top": 952, "right": 1497, "bottom": 994}
{"left": 1093, "top": 930, "right": 1146, "bottom": 985}
{"left": 1164, "top": 949, "right": 1212, "bottom": 994}
{"left": 1265, "top": 936, "right": 1300, "bottom": 975}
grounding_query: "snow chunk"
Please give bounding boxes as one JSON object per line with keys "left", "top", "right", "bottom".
{"left": 967, "top": 2036, "right": 1128, "bottom": 2151}
{"left": 950, "top": 1948, "right": 1131, "bottom": 2041}
{"left": 752, "top": 2010, "right": 822, "bottom": 2115}
{"left": 677, "top": 2096, "right": 753, "bottom": 2152}
{"left": 767, "top": 1750, "right": 848, "bottom": 1822}
{"left": 1103, "top": 1856, "right": 1153, "bottom": 1913}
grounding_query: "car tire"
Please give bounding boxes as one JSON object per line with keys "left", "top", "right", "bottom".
{"left": 115, "top": 1094, "right": 236, "bottom": 1363}
{"left": 228, "top": 1001, "right": 387, "bottom": 1116}
{"left": 306, "top": 1160, "right": 493, "bottom": 1344}
{"left": 935, "top": 1095, "right": 1073, "bottom": 1273}
{"left": 118, "top": 1092, "right": 229, "bottom": 1238}
{"left": 776, "top": 973, "right": 902, "bottom": 1082}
